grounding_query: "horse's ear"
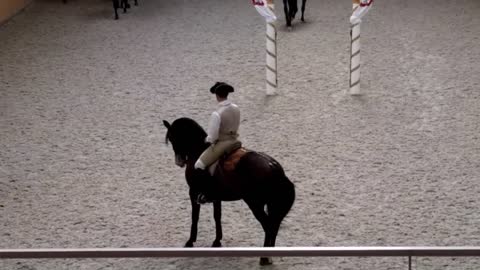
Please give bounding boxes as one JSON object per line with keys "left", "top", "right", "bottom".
{"left": 163, "top": 120, "right": 171, "bottom": 129}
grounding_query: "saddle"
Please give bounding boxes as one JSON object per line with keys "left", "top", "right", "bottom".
{"left": 208, "top": 147, "right": 249, "bottom": 176}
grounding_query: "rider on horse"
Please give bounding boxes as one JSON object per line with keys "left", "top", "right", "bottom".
{"left": 194, "top": 82, "right": 242, "bottom": 204}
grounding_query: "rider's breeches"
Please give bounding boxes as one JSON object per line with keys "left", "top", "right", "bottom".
{"left": 194, "top": 139, "right": 241, "bottom": 170}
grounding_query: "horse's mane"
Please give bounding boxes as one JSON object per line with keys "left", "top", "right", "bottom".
{"left": 165, "top": 117, "right": 207, "bottom": 146}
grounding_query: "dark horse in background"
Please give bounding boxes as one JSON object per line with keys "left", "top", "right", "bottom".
{"left": 62, "top": 0, "right": 138, "bottom": 20}
{"left": 113, "top": 0, "right": 138, "bottom": 20}
{"left": 163, "top": 118, "right": 295, "bottom": 265}
{"left": 283, "top": 0, "right": 307, "bottom": 28}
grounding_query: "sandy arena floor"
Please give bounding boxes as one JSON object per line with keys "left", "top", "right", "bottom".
{"left": 1, "top": 0, "right": 480, "bottom": 269}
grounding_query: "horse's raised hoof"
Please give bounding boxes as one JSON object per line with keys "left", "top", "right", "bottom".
{"left": 260, "top": 257, "right": 273, "bottom": 266}
{"left": 184, "top": 240, "right": 194, "bottom": 248}
{"left": 212, "top": 240, "right": 222, "bottom": 248}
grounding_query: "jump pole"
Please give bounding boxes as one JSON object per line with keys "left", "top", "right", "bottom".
{"left": 265, "top": 0, "right": 278, "bottom": 96}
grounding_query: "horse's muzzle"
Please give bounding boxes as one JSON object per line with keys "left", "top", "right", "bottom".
{"left": 175, "top": 155, "right": 186, "bottom": 168}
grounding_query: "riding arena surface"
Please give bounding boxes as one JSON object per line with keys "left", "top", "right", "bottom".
{"left": 1, "top": 0, "right": 480, "bottom": 269}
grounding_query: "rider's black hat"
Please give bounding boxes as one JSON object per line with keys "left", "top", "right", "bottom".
{"left": 210, "top": 82, "right": 234, "bottom": 95}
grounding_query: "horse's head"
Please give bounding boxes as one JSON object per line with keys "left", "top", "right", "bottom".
{"left": 163, "top": 118, "right": 208, "bottom": 168}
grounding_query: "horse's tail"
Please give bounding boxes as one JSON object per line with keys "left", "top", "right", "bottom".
{"left": 267, "top": 166, "right": 295, "bottom": 224}
{"left": 237, "top": 151, "right": 295, "bottom": 221}
{"left": 275, "top": 175, "right": 295, "bottom": 219}
{"left": 259, "top": 153, "right": 295, "bottom": 218}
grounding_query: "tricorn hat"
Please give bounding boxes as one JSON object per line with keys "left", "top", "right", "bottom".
{"left": 210, "top": 82, "right": 234, "bottom": 95}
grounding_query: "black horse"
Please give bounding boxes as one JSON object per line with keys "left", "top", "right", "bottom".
{"left": 113, "top": 0, "right": 138, "bottom": 20}
{"left": 283, "top": 0, "right": 307, "bottom": 28}
{"left": 62, "top": 0, "right": 138, "bottom": 20}
{"left": 163, "top": 118, "right": 295, "bottom": 265}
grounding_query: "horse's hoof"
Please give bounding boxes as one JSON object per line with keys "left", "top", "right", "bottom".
{"left": 184, "top": 241, "right": 194, "bottom": 248}
{"left": 212, "top": 240, "right": 222, "bottom": 248}
{"left": 301, "top": 18, "right": 305, "bottom": 22}
{"left": 260, "top": 257, "right": 273, "bottom": 266}
{"left": 287, "top": 26, "right": 293, "bottom": 31}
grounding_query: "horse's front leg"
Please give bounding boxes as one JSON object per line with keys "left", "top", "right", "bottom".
{"left": 283, "top": 0, "right": 292, "bottom": 28}
{"left": 121, "top": 0, "right": 128, "bottom": 13}
{"left": 212, "top": 200, "right": 223, "bottom": 247}
{"left": 112, "top": 0, "right": 119, "bottom": 20}
{"left": 301, "top": 0, "right": 306, "bottom": 22}
{"left": 185, "top": 190, "right": 200, "bottom": 247}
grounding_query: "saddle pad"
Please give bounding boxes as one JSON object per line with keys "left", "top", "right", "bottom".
{"left": 222, "top": 147, "right": 249, "bottom": 172}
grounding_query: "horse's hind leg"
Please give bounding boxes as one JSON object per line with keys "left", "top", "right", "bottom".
{"left": 283, "top": 0, "right": 292, "bottom": 28}
{"left": 121, "top": 0, "right": 128, "bottom": 13}
{"left": 212, "top": 201, "right": 223, "bottom": 247}
{"left": 265, "top": 208, "right": 283, "bottom": 247}
{"left": 289, "top": 0, "right": 298, "bottom": 19}
{"left": 245, "top": 200, "right": 273, "bottom": 265}
{"left": 134, "top": 0, "right": 138, "bottom": 6}
{"left": 265, "top": 177, "right": 295, "bottom": 247}
{"left": 301, "top": 0, "right": 306, "bottom": 22}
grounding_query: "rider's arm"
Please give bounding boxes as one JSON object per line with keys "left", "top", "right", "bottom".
{"left": 206, "top": 112, "right": 221, "bottom": 143}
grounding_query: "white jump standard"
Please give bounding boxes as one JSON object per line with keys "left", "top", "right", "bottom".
{"left": 253, "top": 0, "right": 278, "bottom": 95}
{"left": 349, "top": 0, "right": 373, "bottom": 95}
